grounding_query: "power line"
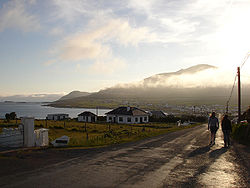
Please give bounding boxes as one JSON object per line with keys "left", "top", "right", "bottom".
{"left": 226, "top": 52, "right": 250, "bottom": 113}
{"left": 240, "top": 52, "right": 250, "bottom": 68}
{"left": 226, "top": 73, "right": 237, "bottom": 107}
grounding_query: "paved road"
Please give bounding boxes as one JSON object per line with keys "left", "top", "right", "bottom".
{"left": 0, "top": 124, "right": 249, "bottom": 187}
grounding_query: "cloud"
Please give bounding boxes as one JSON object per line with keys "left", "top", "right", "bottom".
{"left": 51, "top": 0, "right": 100, "bottom": 22}
{"left": 43, "top": 59, "right": 58, "bottom": 66}
{"left": 115, "top": 67, "right": 250, "bottom": 89}
{"left": 0, "top": 0, "right": 40, "bottom": 32}
{"left": 49, "top": 27, "right": 64, "bottom": 36}
{"left": 88, "top": 58, "right": 126, "bottom": 74}
{"left": 126, "top": 0, "right": 237, "bottom": 44}
{"left": 49, "top": 17, "right": 153, "bottom": 73}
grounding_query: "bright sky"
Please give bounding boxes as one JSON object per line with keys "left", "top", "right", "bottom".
{"left": 0, "top": 0, "right": 250, "bottom": 96}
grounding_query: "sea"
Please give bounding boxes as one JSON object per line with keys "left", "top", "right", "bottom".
{"left": 0, "top": 102, "right": 110, "bottom": 119}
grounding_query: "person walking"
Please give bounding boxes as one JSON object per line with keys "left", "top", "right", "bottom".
{"left": 221, "top": 115, "right": 232, "bottom": 148}
{"left": 208, "top": 112, "right": 219, "bottom": 146}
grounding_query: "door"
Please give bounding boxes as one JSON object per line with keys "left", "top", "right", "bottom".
{"left": 140, "top": 117, "right": 143, "bottom": 123}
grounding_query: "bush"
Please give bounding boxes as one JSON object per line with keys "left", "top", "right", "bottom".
{"left": 149, "top": 114, "right": 207, "bottom": 123}
{"left": 232, "top": 123, "right": 250, "bottom": 145}
{"left": 54, "top": 125, "right": 64, "bottom": 129}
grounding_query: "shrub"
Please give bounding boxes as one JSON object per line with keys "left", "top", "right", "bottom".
{"left": 232, "top": 123, "right": 250, "bottom": 145}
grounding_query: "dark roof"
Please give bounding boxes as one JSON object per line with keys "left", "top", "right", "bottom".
{"left": 106, "top": 107, "right": 148, "bottom": 116}
{"left": 150, "top": 111, "right": 167, "bottom": 117}
{"left": 78, "top": 111, "right": 97, "bottom": 117}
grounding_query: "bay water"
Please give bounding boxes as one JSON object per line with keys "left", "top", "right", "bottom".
{"left": 0, "top": 102, "right": 110, "bottom": 119}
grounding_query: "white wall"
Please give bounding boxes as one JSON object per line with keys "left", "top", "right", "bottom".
{"left": 22, "top": 117, "right": 35, "bottom": 147}
{"left": 47, "top": 114, "right": 69, "bottom": 120}
{"left": 34, "top": 128, "right": 49, "bottom": 147}
{"left": 0, "top": 128, "right": 23, "bottom": 147}
{"left": 0, "top": 118, "right": 49, "bottom": 148}
{"left": 78, "top": 116, "right": 97, "bottom": 122}
{"left": 106, "top": 115, "right": 148, "bottom": 124}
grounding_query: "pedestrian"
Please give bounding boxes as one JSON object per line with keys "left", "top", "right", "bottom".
{"left": 221, "top": 114, "right": 232, "bottom": 148}
{"left": 208, "top": 112, "right": 219, "bottom": 146}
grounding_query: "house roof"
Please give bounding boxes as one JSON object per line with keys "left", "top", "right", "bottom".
{"left": 150, "top": 111, "right": 167, "bottom": 117}
{"left": 78, "top": 111, "right": 97, "bottom": 117}
{"left": 106, "top": 107, "right": 148, "bottom": 116}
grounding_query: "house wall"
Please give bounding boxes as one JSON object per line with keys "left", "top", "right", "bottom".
{"left": 78, "top": 116, "right": 97, "bottom": 122}
{"left": 106, "top": 115, "right": 148, "bottom": 124}
{"left": 47, "top": 114, "right": 69, "bottom": 120}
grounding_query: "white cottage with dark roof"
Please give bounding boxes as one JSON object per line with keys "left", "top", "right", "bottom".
{"left": 78, "top": 111, "right": 97, "bottom": 122}
{"left": 46, "top": 114, "right": 69, "bottom": 120}
{"left": 106, "top": 107, "right": 149, "bottom": 124}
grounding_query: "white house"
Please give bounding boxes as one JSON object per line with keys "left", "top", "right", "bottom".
{"left": 46, "top": 114, "right": 69, "bottom": 121}
{"left": 106, "top": 107, "right": 149, "bottom": 124}
{"left": 78, "top": 111, "right": 97, "bottom": 122}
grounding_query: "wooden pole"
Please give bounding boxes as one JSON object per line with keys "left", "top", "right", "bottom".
{"left": 238, "top": 67, "right": 241, "bottom": 123}
{"left": 226, "top": 101, "right": 229, "bottom": 114}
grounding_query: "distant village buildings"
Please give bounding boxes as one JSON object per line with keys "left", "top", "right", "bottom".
{"left": 106, "top": 106, "right": 149, "bottom": 124}
{"left": 78, "top": 111, "right": 97, "bottom": 122}
{"left": 46, "top": 113, "right": 69, "bottom": 121}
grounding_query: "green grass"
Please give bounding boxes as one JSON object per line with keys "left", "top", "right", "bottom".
{"left": 0, "top": 119, "right": 201, "bottom": 148}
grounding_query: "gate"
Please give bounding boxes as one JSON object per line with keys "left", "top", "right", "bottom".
{"left": 0, "top": 125, "right": 24, "bottom": 147}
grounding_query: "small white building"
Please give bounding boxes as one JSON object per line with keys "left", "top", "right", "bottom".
{"left": 46, "top": 113, "right": 69, "bottom": 121}
{"left": 106, "top": 106, "right": 149, "bottom": 124}
{"left": 78, "top": 111, "right": 97, "bottom": 122}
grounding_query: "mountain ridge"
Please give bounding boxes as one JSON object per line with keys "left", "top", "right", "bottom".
{"left": 49, "top": 64, "right": 250, "bottom": 109}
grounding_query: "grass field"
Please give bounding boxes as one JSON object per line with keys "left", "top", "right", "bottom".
{"left": 0, "top": 119, "right": 200, "bottom": 148}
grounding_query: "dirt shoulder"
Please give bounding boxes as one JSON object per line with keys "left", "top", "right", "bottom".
{"left": 231, "top": 141, "right": 250, "bottom": 184}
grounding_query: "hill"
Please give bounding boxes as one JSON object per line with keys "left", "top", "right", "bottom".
{"left": 0, "top": 94, "right": 63, "bottom": 102}
{"left": 58, "top": 91, "right": 91, "bottom": 101}
{"left": 50, "top": 64, "right": 250, "bottom": 109}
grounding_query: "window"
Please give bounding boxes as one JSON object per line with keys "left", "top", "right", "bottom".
{"left": 127, "top": 117, "right": 131, "bottom": 122}
{"left": 109, "top": 116, "right": 112, "bottom": 121}
{"left": 119, "top": 117, "right": 123, "bottom": 122}
{"left": 144, "top": 117, "right": 147, "bottom": 121}
{"left": 135, "top": 117, "right": 138, "bottom": 122}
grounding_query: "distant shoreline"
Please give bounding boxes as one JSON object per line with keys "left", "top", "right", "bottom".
{"left": 46, "top": 103, "right": 113, "bottom": 110}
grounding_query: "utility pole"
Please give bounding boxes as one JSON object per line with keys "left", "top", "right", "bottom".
{"left": 237, "top": 67, "right": 241, "bottom": 123}
{"left": 96, "top": 106, "right": 98, "bottom": 116}
{"left": 226, "top": 101, "right": 229, "bottom": 114}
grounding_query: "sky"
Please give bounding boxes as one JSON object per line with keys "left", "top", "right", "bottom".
{"left": 0, "top": 0, "right": 250, "bottom": 96}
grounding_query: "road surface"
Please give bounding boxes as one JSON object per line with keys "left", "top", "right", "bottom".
{"left": 0, "top": 124, "right": 249, "bottom": 187}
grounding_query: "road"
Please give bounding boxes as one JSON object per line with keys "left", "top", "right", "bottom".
{"left": 0, "top": 124, "right": 249, "bottom": 187}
